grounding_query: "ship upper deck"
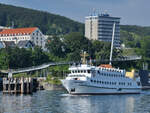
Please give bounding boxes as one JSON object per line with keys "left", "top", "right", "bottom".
{"left": 69, "top": 64, "right": 125, "bottom": 75}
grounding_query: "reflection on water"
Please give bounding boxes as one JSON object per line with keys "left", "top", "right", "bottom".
{"left": 0, "top": 90, "right": 150, "bottom": 113}
{"left": 60, "top": 94, "right": 137, "bottom": 113}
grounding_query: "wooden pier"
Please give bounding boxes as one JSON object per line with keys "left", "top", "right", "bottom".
{"left": 3, "top": 77, "right": 33, "bottom": 94}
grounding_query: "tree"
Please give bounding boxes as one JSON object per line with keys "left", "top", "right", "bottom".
{"left": 92, "top": 40, "right": 111, "bottom": 60}
{"left": 0, "top": 46, "right": 50, "bottom": 69}
{"left": 65, "top": 32, "right": 92, "bottom": 51}
{"left": 64, "top": 32, "right": 92, "bottom": 61}
{"left": 32, "top": 46, "right": 49, "bottom": 66}
{"left": 140, "top": 36, "right": 150, "bottom": 58}
{"left": 46, "top": 36, "right": 66, "bottom": 58}
{"left": 0, "top": 48, "right": 9, "bottom": 69}
{"left": 0, "top": 3, "right": 84, "bottom": 35}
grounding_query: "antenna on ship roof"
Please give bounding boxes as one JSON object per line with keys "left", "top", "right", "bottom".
{"left": 80, "top": 51, "right": 89, "bottom": 64}
{"left": 109, "top": 22, "right": 116, "bottom": 65}
{"left": 11, "top": 21, "right": 14, "bottom": 28}
{"left": 92, "top": 8, "right": 96, "bottom": 16}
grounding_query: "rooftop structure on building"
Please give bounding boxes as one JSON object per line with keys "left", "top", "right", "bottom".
{"left": 85, "top": 11, "right": 121, "bottom": 48}
{"left": 0, "top": 26, "right": 11, "bottom": 32}
{"left": 0, "top": 27, "right": 46, "bottom": 50}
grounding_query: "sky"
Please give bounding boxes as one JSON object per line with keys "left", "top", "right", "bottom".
{"left": 0, "top": 0, "right": 149, "bottom": 26}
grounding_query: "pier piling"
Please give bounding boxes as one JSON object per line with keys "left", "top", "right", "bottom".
{"left": 3, "top": 77, "right": 34, "bottom": 94}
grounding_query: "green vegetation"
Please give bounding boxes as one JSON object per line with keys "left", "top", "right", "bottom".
{"left": 0, "top": 4, "right": 84, "bottom": 35}
{"left": 13, "top": 72, "right": 39, "bottom": 78}
{"left": 0, "top": 46, "right": 50, "bottom": 69}
{"left": 45, "top": 74, "right": 61, "bottom": 85}
{"left": 46, "top": 32, "right": 121, "bottom": 62}
{"left": 0, "top": 32, "right": 121, "bottom": 70}
{"left": 120, "top": 25, "right": 150, "bottom": 70}
{"left": 1, "top": 3, "right": 150, "bottom": 73}
{"left": 120, "top": 25, "right": 150, "bottom": 48}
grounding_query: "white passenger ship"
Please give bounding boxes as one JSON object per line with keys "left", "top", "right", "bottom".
{"left": 61, "top": 62, "right": 141, "bottom": 95}
{"left": 61, "top": 23, "right": 141, "bottom": 94}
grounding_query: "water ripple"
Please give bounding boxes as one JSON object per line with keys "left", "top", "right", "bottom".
{"left": 0, "top": 90, "right": 150, "bottom": 113}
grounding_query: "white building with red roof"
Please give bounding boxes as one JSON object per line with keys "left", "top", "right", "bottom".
{"left": 0, "top": 27, "right": 46, "bottom": 49}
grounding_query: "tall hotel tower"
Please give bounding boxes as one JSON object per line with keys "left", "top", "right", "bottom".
{"left": 85, "top": 12, "right": 121, "bottom": 48}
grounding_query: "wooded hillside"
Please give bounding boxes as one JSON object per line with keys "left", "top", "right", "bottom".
{"left": 0, "top": 4, "right": 84, "bottom": 35}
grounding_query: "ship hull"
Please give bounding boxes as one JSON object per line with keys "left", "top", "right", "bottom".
{"left": 61, "top": 80, "right": 141, "bottom": 95}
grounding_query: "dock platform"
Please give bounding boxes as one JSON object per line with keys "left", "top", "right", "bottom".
{"left": 3, "top": 77, "right": 33, "bottom": 94}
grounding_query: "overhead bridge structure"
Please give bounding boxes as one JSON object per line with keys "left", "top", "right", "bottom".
{"left": 0, "top": 55, "right": 142, "bottom": 77}
{"left": 0, "top": 61, "right": 75, "bottom": 77}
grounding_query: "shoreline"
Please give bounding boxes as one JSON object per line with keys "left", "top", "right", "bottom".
{"left": 41, "top": 82, "right": 65, "bottom": 91}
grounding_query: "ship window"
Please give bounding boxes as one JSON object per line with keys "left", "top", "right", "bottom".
{"left": 75, "top": 70, "right": 77, "bottom": 73}
{"left": 78, "top": 70, "right": 80, "bottom": 73}
{"left": 71, "top": 88, "right": 75, "bottom": 92}
{"left": 137, "top": 82, "right": 140, "bottom": 86}
{"left": 84, "top": 70, "right": 86, "bottom": 73}
{"left": 91, "top": 80, "right": 93, "bottom": 82}
{"left": 94, "top": 80, "right": 96, "bottom": 82}
{"left": 88, "top": 70, "right": 91, "bottom": 73}
{"left": 81, "top": 70, "right": 83, "bottom": 73}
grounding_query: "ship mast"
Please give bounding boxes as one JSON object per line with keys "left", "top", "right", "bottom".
{"left": 109, "top": 22, "right": 116, "bottom": 65}
{"left": 80, "top": 51, "right": 89, "bottom": 64}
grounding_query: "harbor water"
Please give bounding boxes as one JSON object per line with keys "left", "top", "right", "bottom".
{"left": 0, "top": 90, "right": 150, "bottom": 113}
